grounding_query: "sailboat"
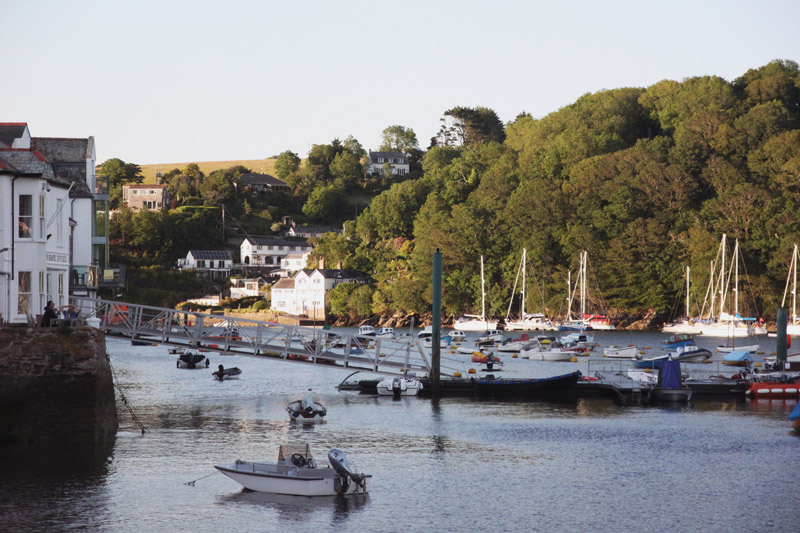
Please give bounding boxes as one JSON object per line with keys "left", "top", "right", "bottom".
{"left": 662, "top": 265, "right": 703, "bottom": 334}
{"left": 504, "top": 249, "right": 555, "bottom": 331}
{"left": 781, "top": 243, "right": 800, "bottom": 336}
{"left": 557, "top": 251, "right": 613, "bottom": 331}
{"left": 454, "top": 256, "right": 498, "bottom": 331}
{"left": 698, "top": 235, "right": 767, "bottom": 338}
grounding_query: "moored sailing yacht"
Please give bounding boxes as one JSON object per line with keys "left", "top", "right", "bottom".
{"left": 781, "top": 243, "right": 800, "bottom": 336}
{"left": 661, "top": 265, "right": 703, "bottom": 334}
{"left": 504, "top": 249, "right": 555, "bottom": 331}
{"left": 454, "top": 256, "right": 498, "bottom": 331}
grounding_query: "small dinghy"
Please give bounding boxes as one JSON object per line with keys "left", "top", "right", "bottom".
{"left": 287, "top": 391, "right": 327, "bottom": 420}
{"left": 376, "top": 373, "right": 423, "bottom": 397}
{"left": 215, "top": 444, "right": 370, "bottom": 496}
{"left": 212, "top": 364, "right": 242, "bottom": 381}
{"left": 722, "top": 350, "right": 754, "bottom": 367}
{"left": 177, "top": 350, "right": 209, "bottom": 369}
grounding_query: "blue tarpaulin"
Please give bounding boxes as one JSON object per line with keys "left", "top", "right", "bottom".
{"left": 660, "top": 359, "right": 682, "bottom": 389}
{"left": 790, "top": 402, "right": 800, "bottom": 423}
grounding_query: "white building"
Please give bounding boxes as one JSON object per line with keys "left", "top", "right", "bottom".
{"left": 365, "top": 150, "right": 410, "bottom": 177}
{"left": 229, "top": 277, "right": 268, "bottom": 299}
{"left": 280, "top": 252, "right": 311, "bottom": 272}
{"left": 270, "top": 268, "right": 368, "bottom": 319}
{"left": 0, "top": 137, "right": 70, "bottom": 322}
{"left": 178, "top": 250, "right": 233, "bottom": 280}
{"left": 240, "top": 236, "right": 312, "bottom": 267}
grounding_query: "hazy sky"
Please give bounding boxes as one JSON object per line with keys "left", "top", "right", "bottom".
{"left": 3, "top": 0, "right": 798, "bottom": 165}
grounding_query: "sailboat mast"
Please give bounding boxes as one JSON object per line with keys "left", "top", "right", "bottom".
{"left": 733, "top": 239, "right": 739, "bottom": 320}
{"left": 581, "top": 251, "right": 587, "bottom": 323}
{"left": 794, "top": 244, "right": 798, "bottom": 324}
{"left": 686, "top": 265, "right": 690, "bottom": 319}
{"left": 521, "top": 248, "right": 526, "bottom": 318}
{"left": 480, "top": 255, "right": 486, "bottom": 323}
{"left": 719, "top": 234, "right": 726, "bottom": 321}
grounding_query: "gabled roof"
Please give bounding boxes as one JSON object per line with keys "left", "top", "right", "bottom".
{"left": 368, "top": 150, "right": 408, "bottom": 162}
{"left": 0, "top": 149, "right": 71, "bottom": 188}
{"left": 299, "top": 268, "right": 368, "bottom": 280}
{"left": 244, "top": 236, "right": 312, "bottom": 248}
{"left": 241, "top": 172, "right": 287, "bottom": 186}
{"left": 32, "top": 137, "right": 89, "bottom": 162}
{"left": 188, "top": 250, "right": 232, "bottom": 260}
{"left": 124, "top": 184, "right": 166, "bottom": 189}
{"left": 290, "top": 225, "right": 339, "bottom": 235}
{"left": 0, "top": 123, "right": 28, "bottom": 148}
{"left": 272, "top": 278, "right": 295, "bottom": 289}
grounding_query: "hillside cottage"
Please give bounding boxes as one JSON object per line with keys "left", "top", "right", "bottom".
{"left": 178, "top": 250, "right": 233, "bottom": 279}
{"left": 366, "top": 150, "right": 410, "bottom": 177}
{"left": 270, "top": 268, "right": 368, "bottom": 319}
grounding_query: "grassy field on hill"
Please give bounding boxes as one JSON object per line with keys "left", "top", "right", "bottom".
{"left": 138, "top": 159, "right": 279, "bottom": 183}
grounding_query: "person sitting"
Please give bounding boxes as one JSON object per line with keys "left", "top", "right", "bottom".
{"left": 41, "top": 301, "right": 58, "bottom": 327}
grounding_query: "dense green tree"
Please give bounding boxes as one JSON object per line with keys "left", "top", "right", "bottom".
{"left": 434, "top": 106, "right": 506, "bottom": 146}
{"left": 274, "top": 150, "right": 301, "bottom": 180}
{"left": 380, "top": 125, "right": 419, "bottom": 152}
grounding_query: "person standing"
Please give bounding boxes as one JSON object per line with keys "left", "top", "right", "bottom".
{"left": 41, "top": 301, "right": 57, "bottom": 327}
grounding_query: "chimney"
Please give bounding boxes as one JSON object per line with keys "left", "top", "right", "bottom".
{"left": 336, "top": 260, "right": 342, "bottom": 270}
{"left": 319, "top": 257, "right": 325, "bottom": 269}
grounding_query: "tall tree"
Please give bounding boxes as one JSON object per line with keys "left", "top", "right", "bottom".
{"left": 379, "top": 125, "right": 419, "bottom": 152}
{"left": 434, "top": 106, "right": 506, "bottom": 146}
{"left": 274, "top": 150, "right": 301, "bottom": 180}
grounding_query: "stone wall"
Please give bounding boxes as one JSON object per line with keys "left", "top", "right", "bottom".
{"left": 0, "top": 325, "right": 118, "bottom": 444}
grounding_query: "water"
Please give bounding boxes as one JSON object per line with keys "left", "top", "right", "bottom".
{"left": 1, "top": 330, "right": 798, "bottom": 532}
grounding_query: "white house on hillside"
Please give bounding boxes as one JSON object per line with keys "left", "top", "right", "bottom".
{"left": 229, "top": 277, "right": 268, "bottom": 299}
{"left": 270, "top": 268, "right": 368, "bottom": 319}
{"left": 178, "top": 250, "right": 233, "bottom": 279}
{"left": 366, "top": 150, "right": 410, "bottom": 177}
{"left": 240, "top": 236, "right": 312, "bottom": 267}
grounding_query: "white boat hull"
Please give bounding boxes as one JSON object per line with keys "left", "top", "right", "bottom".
{"left": 698, "top": 322, "right": 766, "bottom": 337}
{"left": 523, "top": 350, "right": 576, "bottom": 361}
{"left": 215, "top": 462, "right": 368, "bottom": 496}
{"left": 376, "top": 377, "right": 423, "bottom": 396}
{"left": 454, "top": 320, "right": 498, "bottom": 331}
{"left": 661, "top": 321, "right": 703, "bottom": 335}
{"left": 603, "top": 346, "right": 639, "bottom": 359}
{"left": 716, "top": 344, "right": 759, "bottom": 353}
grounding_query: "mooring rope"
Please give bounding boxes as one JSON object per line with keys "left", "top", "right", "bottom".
{"left": 184, "top": 470, "right": 220, "bottom": 486}
{"left": 109, "top": 359, "right": 149, "bottom": 434}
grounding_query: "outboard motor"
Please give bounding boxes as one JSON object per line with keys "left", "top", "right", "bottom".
{"left": 391, "top": 377, "right": 404, "bottom": 398}
{"left": 328, "top": 449, "right": 365, "bottom": 494}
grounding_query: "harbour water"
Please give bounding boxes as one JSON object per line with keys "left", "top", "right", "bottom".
{"left": 1, "top": 330, "right": 798, "bottom": 532}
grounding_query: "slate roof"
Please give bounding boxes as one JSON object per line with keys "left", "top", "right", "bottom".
{"left": 272, "top": 278, "right": 295, "bottom": 290}
{"left": 32, "top": 137, "right": 94, "bottom": 199}
{"left": 0, "top": 123, "right": 28, "bottom": 147}
{"left": 244, "top": 236, "right": 312, "bottom": 248}
{"left": 241, "top": 172, "right": 287, "bottom": 187}
{"left": 300, "top": 268, "right": 368, "bottom": 280}
{"left": 0, "top": 149, "right": 71, "bottom": 188}
{"left": 290, "top": 225, "right": 340, "bottom": 235}
{"left": 368, "top": 150, "right": 407, "bottom": 163}
{"left": 188, "top": 250, "right": 232, "bottom": 260}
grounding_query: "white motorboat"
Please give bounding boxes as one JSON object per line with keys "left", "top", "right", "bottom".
{"left": 496, "top": 334, "right": 532, "bottom": 353}
{"left": 177, "top": 350, "right": 209, "bottom": 368}
{"left": 358, "top": 325, "right": 376, "bottom": 337}
{"left": 521, "top": 340, "right": 579, "bottom": 361}
{"left": 375, "top": 327, "right": 395, "bottom": 338}
{"left": 287, "top": 391, "right": 327, "bottom": 421}
{"left": 478, "top": 330, "right": 505, "bottom": 343}
{"left": 449, "top": 330, "right": 467, "bottom": 343}
{"left": 603, "top": 345, "right": 640, "bottom": 359}
{"left": 423, "top": 335, "right": 451, "bottom": 349}
{"left": 716, "top": 343, "right": 759, "bottom": 353}
{"left": 215, "top": 445, "right": 370, "bottom": 496}
{"left": 376, "top": 373, "right": 423, "bottom": 397}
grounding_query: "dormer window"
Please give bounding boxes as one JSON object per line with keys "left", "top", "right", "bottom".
{"left": 377, "top": 157, "right": 384, "bottom": 163}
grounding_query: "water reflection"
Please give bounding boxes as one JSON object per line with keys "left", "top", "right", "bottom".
{"left": 218, "top": 490, "right": 370, "bottom": 527}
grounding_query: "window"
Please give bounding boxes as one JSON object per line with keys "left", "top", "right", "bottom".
{"left": 377, "top": 158, "right": 384, "bottom": 163}
{"left": 18, "top": 271, "right": 31, "bottom": 315}
{"left": 39, "top": 196, "right": 46, "bottom": 239}
{"left": 133, "top": 190, "right": 140, "bottom": 195}
{"left": 58, "top": 273, "right": 64, "bottom": 306}
{"left": 57, "top": 199, "right": 64, "bottom": 246}
{"left": 18, "top": 195, "right": 32, "bottom": 238}
{"left": 39, "top": 272, "right": 46, "bottom": 311}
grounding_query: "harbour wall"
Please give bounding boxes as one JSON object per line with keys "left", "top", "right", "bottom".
{"left": 0, "top": 325, "right": 118, "bottom": 444}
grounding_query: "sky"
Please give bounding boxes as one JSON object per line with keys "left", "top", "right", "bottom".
{"left": 3, "top": 0, "right": 799, "bottom": 166}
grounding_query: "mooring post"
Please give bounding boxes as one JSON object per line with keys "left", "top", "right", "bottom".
{"left": 777, "top": 307, "right": 788, "bottom": 363}
{"left": 432, "top": 248, "right": 442, "bottom": 397}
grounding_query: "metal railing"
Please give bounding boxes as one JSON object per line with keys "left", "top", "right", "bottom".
{"left": 72, "top": 298, "right": 462, "bottom": 377}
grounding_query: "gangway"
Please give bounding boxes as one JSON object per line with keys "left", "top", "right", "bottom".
{"left": 73, "top": 298, "right": 463, "bottom": 378}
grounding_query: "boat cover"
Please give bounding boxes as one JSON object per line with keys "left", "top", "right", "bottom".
{"left": 659, "top": 359, "right": 681, "bottom": 389}
{"left": 790, "top": 402, "right": 800, "bottom": 422}
{"left": 723, "top": 350, "right": 753, "bottom": 363}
